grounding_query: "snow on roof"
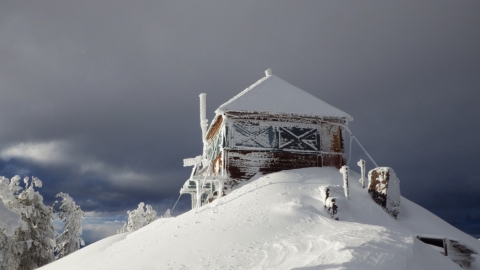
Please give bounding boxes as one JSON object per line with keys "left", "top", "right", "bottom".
{"left": 216, "top": 69, "right": 353, "bottom": 121}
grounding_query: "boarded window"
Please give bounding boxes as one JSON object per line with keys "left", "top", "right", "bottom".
{"left": 228, "top": 121, "right": 276, "bottom": 149}
{"left": 278, "top": 126, "right": 319, "bottom": 151}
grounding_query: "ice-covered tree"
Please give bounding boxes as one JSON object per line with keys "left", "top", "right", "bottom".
{"left": 1, "top": 176, "right": 87, "bottom": 269}
{"left": 127, "top": 202, "right": 146, "bottom": 232}
{"left": 0, "top": 176, "right": 25, "bottom": 270}
{"left": 125, "top": 203, "right": 159, "bottom": 232}
{"left": 55, "top": 192, "right": 85, "bottom": 259}
{"left": 117, "top": 222, "right": 128, "bottom": 234}
{"left": 0, "top": 176, "right": 56, "bottom": 269}
{"left": 161, "top": 209, "right": 171, "bottom": 218}
{"left": 15, "top": 176, "right": 55, "bottom": 269}
{"left": 0, "top": 176, "right": 23, "bottom": 236}
{"left": 145, "top": 204, "right": 157, "bottom": 224}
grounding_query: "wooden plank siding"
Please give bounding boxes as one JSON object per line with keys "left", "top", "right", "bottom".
{"left": 206, "top": 115, "right": 223, "bottom": 141}
{"left": 224, "top": 150, "right": 347, "bottom": 187}
{"left": 203, "top": 112, "right": 347, "bottom": 188}
{"left": 322, "top": 154, "right": 346, "bottom": 168}
{"left": 225, "top": 111, "right": 324, "bottom": 125}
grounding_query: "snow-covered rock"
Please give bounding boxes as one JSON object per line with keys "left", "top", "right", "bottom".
{"left": 40, "top": 167, "right": 480, "bottom": 270}
{"left": 368, "top": 167, "right": 401, "bottom": 218}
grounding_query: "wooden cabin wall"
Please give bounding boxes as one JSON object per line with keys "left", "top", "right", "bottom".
{"left": 225, "top": 150, "right": 319, "bottom": 185}
{"left": 220, "top": 113, "right": 347, "bottom": 185}
{"left": 320, "top": 120, "right": 346, "bottom": 167}
{"left": 320, "top": 122, "right": 342, "bottom": 152}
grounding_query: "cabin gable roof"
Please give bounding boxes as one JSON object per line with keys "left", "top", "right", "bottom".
{"left": 216, "top": 72, "right": 353, "bottom": 121}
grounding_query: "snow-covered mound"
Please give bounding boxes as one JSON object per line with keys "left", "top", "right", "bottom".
{"left": 40, "top": 168, "right": 480, "bottom": 269}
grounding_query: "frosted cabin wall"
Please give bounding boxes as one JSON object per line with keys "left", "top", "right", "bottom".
{"left": 225, "top": 150, "right": 319, "bottom": 182}
{"left": 207, "top": 112, "right": 346, "bottom": 185}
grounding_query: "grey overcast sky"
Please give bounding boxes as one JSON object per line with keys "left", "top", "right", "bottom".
{"left": 1, "top": 1, "right": 479, "bottom": 244}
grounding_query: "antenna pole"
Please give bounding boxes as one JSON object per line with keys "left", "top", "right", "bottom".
{"left": 199, "top": 93, "right": 208, "bottom": 164}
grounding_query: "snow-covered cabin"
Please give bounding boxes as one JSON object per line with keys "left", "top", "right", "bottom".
{"left": 181, "top": 69, "right": 352, "bottom": 208}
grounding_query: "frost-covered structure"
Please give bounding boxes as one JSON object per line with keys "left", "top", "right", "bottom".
{"left": 181, "top": 69, "right": 352, "bottom": 208}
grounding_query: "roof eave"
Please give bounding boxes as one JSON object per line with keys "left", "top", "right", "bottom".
{"left": 216, "top": 109, "right": 353, "bottom": 122}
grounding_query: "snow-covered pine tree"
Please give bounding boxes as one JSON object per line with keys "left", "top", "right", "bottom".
{"left": 161, "top": 209, "right": 171, "bottom": 218}
{"left": 127, "top": 202, "right": 146, "bottom": 232}
{"left": 125, "top": 203, "right": 160, "bottom": 232}
{"left": 145, "top": 204, "right": 157, "bottom": 224}
{"left": 55, "top": 192, "right": 85, "bottom": 259}
{"left": 15, "top": 177, "right": 55, "bottom": 270}
{"left": 119, "top": 222, "right": 127, "bottom": 234}
{"left": 0, "top": 176, "right": 26, "bottom": 270}
{"left": 0, "top": 176, "right": 23, "bottom": 236}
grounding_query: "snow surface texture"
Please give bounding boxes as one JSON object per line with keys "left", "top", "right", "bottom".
{"left": 40, "top": 168, "right": 480, "bottom": 270}
{"left": 216, "top": 72, "right": 353, "bottom": 121}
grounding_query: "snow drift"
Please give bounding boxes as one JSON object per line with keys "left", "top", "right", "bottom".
{"left": 40, "top": 167, "right": 480, "bottom": 269}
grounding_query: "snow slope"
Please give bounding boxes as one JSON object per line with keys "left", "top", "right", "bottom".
{"left": 40, "top": 167, "right": 480, "bottom": 269}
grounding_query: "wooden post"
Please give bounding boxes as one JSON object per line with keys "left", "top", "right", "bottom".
{"left": 340, "top": 165, "right": 349, "bottom": 199}
{"left": 195, "top": 180, "right": 201, "bottom": 209}
{"left": 443, "top": 238, "right": 448, "bottom": 256}
{"left": 357, "top": 159, "right": 365, "bottom": 189}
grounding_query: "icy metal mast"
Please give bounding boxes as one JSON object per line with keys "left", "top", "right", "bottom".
{"left": 199, "top": 93, "right": 209, "bottom": 163}
{"left": 195, "top": 93, "right": 209, "bottom": 210}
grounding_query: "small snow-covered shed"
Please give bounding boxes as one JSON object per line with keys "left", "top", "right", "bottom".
{"left": 181, "top": 69, "right": 352, "bottom": 208}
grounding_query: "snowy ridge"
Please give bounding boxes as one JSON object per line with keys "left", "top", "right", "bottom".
{"left": 216, "top": 73, "right": 353, "bottom": 121}
{"left": 41, "top": 168, "right": 480, "bottom": 269}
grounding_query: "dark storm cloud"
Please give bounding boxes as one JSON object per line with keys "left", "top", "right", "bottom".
{"left": 1, "top": 1, "right": 479, "bottom": 242}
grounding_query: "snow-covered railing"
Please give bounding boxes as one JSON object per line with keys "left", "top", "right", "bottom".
{"left": 183, "top": 156, "right": 202, "bottom": 167}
